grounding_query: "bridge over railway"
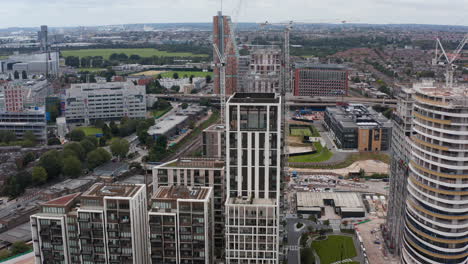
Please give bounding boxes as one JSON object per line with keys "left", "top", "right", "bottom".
{"left": 150, "top": 94, "right": 397, "bottom": 106}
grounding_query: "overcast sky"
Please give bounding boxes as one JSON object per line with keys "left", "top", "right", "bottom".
{"left": 0, "top": 0, "right": 467, "bottom": 28}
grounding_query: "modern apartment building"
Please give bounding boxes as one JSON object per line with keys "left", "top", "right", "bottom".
{"left": 63, "top": 81, "right": 146, "bottom": 124}
{"left": 213, "top": 11, "right": 238, "bottom": 96}
{"left": 30, "top": 193, "right": 81, "bottom": 264}
{"left": 148, "top": 186, "right": 214, "bottom": 264}
{"left": 202, "top": 123, "right": 225, "bottom": 158}
{"left": 30, "top": 183, "right": 149, "bottom": 264}
{"left": 386, "top": 80, "right": 468, "bottom": 264}
{"left": 245, "top": 46, "right": 282, "bottom": 93}
{"left": 225, "top": 93, "right": 282, "bottom": 264}
{"left": 0, "top": 107, "right": 47, "bottom": 143}
{"left": 324, "top": 104, "right": 392, "bottom": 151}
{"left": 385, "top": 87, "right": 415, "bottom": 254}
{"left": 152, "top": 158, "right": 226, "bottom": 258}
{"left": 293, "top": 63, "right": 348, "bottom": 97}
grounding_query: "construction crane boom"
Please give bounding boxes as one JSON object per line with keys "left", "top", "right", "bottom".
{"left": 433, "top": 34, "right": 468, "bottom": 88}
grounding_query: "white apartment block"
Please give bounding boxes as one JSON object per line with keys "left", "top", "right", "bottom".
{"left": 64, "top": 81, "right": 146, "bottom": 124}
{"left": 225, "top": 93, "right": 282, "bottom": 264}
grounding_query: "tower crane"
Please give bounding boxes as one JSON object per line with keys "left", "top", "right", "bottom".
{"left": 433, "top": 34, "right": 468, "bottom": 88}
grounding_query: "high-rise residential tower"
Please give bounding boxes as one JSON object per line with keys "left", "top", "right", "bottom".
{"left": 387, "top": 80, "right": 468, "bottom": 264}
{"left": 213, "top": 11, "right": 238, "bottom": 96}
{"left": 225, "top": 93, "right": 282, "bottom": 264}
{"left": 385, "top": 86, "right": 415, "bottom": 254}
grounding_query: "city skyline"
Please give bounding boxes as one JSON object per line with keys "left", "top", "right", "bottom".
{"left": 0, "top": 0, "right": 467, "bottom": 28}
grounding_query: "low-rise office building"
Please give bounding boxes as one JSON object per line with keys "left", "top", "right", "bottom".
{"left": 0, "top": 108, "right": 47, "bottom": 143}
{"left": 149, "top": 186, "right": 213, "bottom": 264}
{"left": 63, "top": 81, "right": 146, "bottom": 124}
{"left": 296, "top": 192, "right": 366, "bottom": 218}
{"left": 324, "top": 104, "right": 392, "bottom": 151}
{"left": 147, "top": 115, "right": 189, "bottom": 139}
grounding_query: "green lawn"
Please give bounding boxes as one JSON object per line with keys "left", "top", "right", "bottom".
{"left": 291, "top": 128, "right": 313, "bottom": 137}
{"left": 289, "top": 142, "right": 333, "bottom": 163}
{"left": 78, "top": 67, "right": 106, "bottom": 72}
{"left": 61, "top": 48, "right": 208, "bottom": 59}
{"left": 151, "top": 106, "right": 172, "bottom": 119}
{"left": 311, "top": 235, "right": 357, "bottom": 264}
{"left": 160, "top": 71, "right": 213, "bottom": 78}
{"left": 77, "top": 127, "right": 103, "bottom": 136}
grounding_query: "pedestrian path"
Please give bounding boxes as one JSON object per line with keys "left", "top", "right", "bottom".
{"left": 330, "top": 259, "right": 355, "bottom": 264}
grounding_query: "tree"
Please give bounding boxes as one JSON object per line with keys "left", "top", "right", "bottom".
{"left": 205, "top": 75, "right": 212, "bottom": 83}
{"left": 32, "top": 166, "right": 48, "bottom": 185}
{"left": 13, "top": 70, "right": 19, "bottom": 79}
{"left": 10, "top": 241, "right": 30, "bottom": 255}
{"left": 0, "top": 131, "right": 16, "bottom": 143}
{"left": 110, "top": 138, "right": 130, "bottom": 159}
{"left": 23, "top": 131, "right": 37, "bottom": 145}
{"left": 70, "top": 129, "right": 86, "bottom": 141}
{"left": 87, "top": 148, "right": 111, "bottom": 169}
{"left": 109, "top": 121, "right": 119, "bottom": 136}
{"left": 156, "top": 135, "right": 168, "bottom": 149}
{"left": 22, "top": 152, "right": 36, "bottom": 167}
{"left": 173, "top": 72, "right": 179, "bottom": 79}
{"left": 0, "top": 249, "right": 10, "bottom": 260}
{"left": 308, "top": 215, "right": 317, "bottom": 223}
{"left": 64, "top": 142, "right": 86, "bottom": 161}
{"left": 80, "top": 139, "right": 96, "bottom": 154}
{"left": 48, "top": 137, "right": 61, "bottom": 145}
{"left": 189, "top": 75, "right": 194, "bottom": 84}
{"left": 323, "top": 220, "right": 330, "bottom": 226}
{"left": 181, "top": 103, "right": 189, "bottom": 109}
{"left": 359, "top": 168, "right": 366, "bottom": 178}
{"left": 21, "top": 70, "right": 27, "bottom": 79}
{"left": 85, "top": 135, "right": 98, "bottom": 146}
{"left": 39, "top": 150, "right": 63, "bottom": 179}
{"left": 62, "top": 156, "right": 82, "bottom": 178}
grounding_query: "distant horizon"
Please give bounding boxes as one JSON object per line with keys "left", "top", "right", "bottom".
{"left": 0, "top": 0, "right": 466, "bottom": 29}
{"left": 1, "top": 21, "right": 468, "bottom": 31}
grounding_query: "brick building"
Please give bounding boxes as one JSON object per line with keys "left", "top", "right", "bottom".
{"left": 213, "top": 11, "right": 238, "bottom": 96}
{"left": 294, "top": 64, "right": 349, "bottom": 97}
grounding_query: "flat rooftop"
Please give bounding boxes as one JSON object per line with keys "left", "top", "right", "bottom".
{"left": 413, "top": 80, "right": 468, "bottom": 106}
{"left": 148, "top": 115, "right": 188, "bottom": 136}
{"left": 204, "top": 123, "right": 225, "bottom": 132}
{"left": 227, "top": 197, "right": 277, "bottom": 206}
{"left": 160, "top": 158, "right": 225, "bottom": 169}
{"left": 296, "top": 192, "right": 365, "bottom": 212}
{"left": 327, "top": 104, "right": 391, "bottom": 129}
{"left": 42, "top": 193, "right": 81, "bottom": 207}
{"left": 82, "top": 183, "right": 142, "bottom": 198}
{"left": 228, "top": 92, "right": 280, "bottom": 104}
{"left": 153, "top": 186, "right": 211, "bottom": 201}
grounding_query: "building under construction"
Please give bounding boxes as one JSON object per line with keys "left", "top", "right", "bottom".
{"left": 213, "top": 12, "right": 238, "bottom": 96}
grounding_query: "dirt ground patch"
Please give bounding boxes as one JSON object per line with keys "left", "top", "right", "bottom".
{"left": 131, "top": 70, "right": 167, "bottom": 76}
{"left": 291, "top": 160, "right": 389, "bottom": 176}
